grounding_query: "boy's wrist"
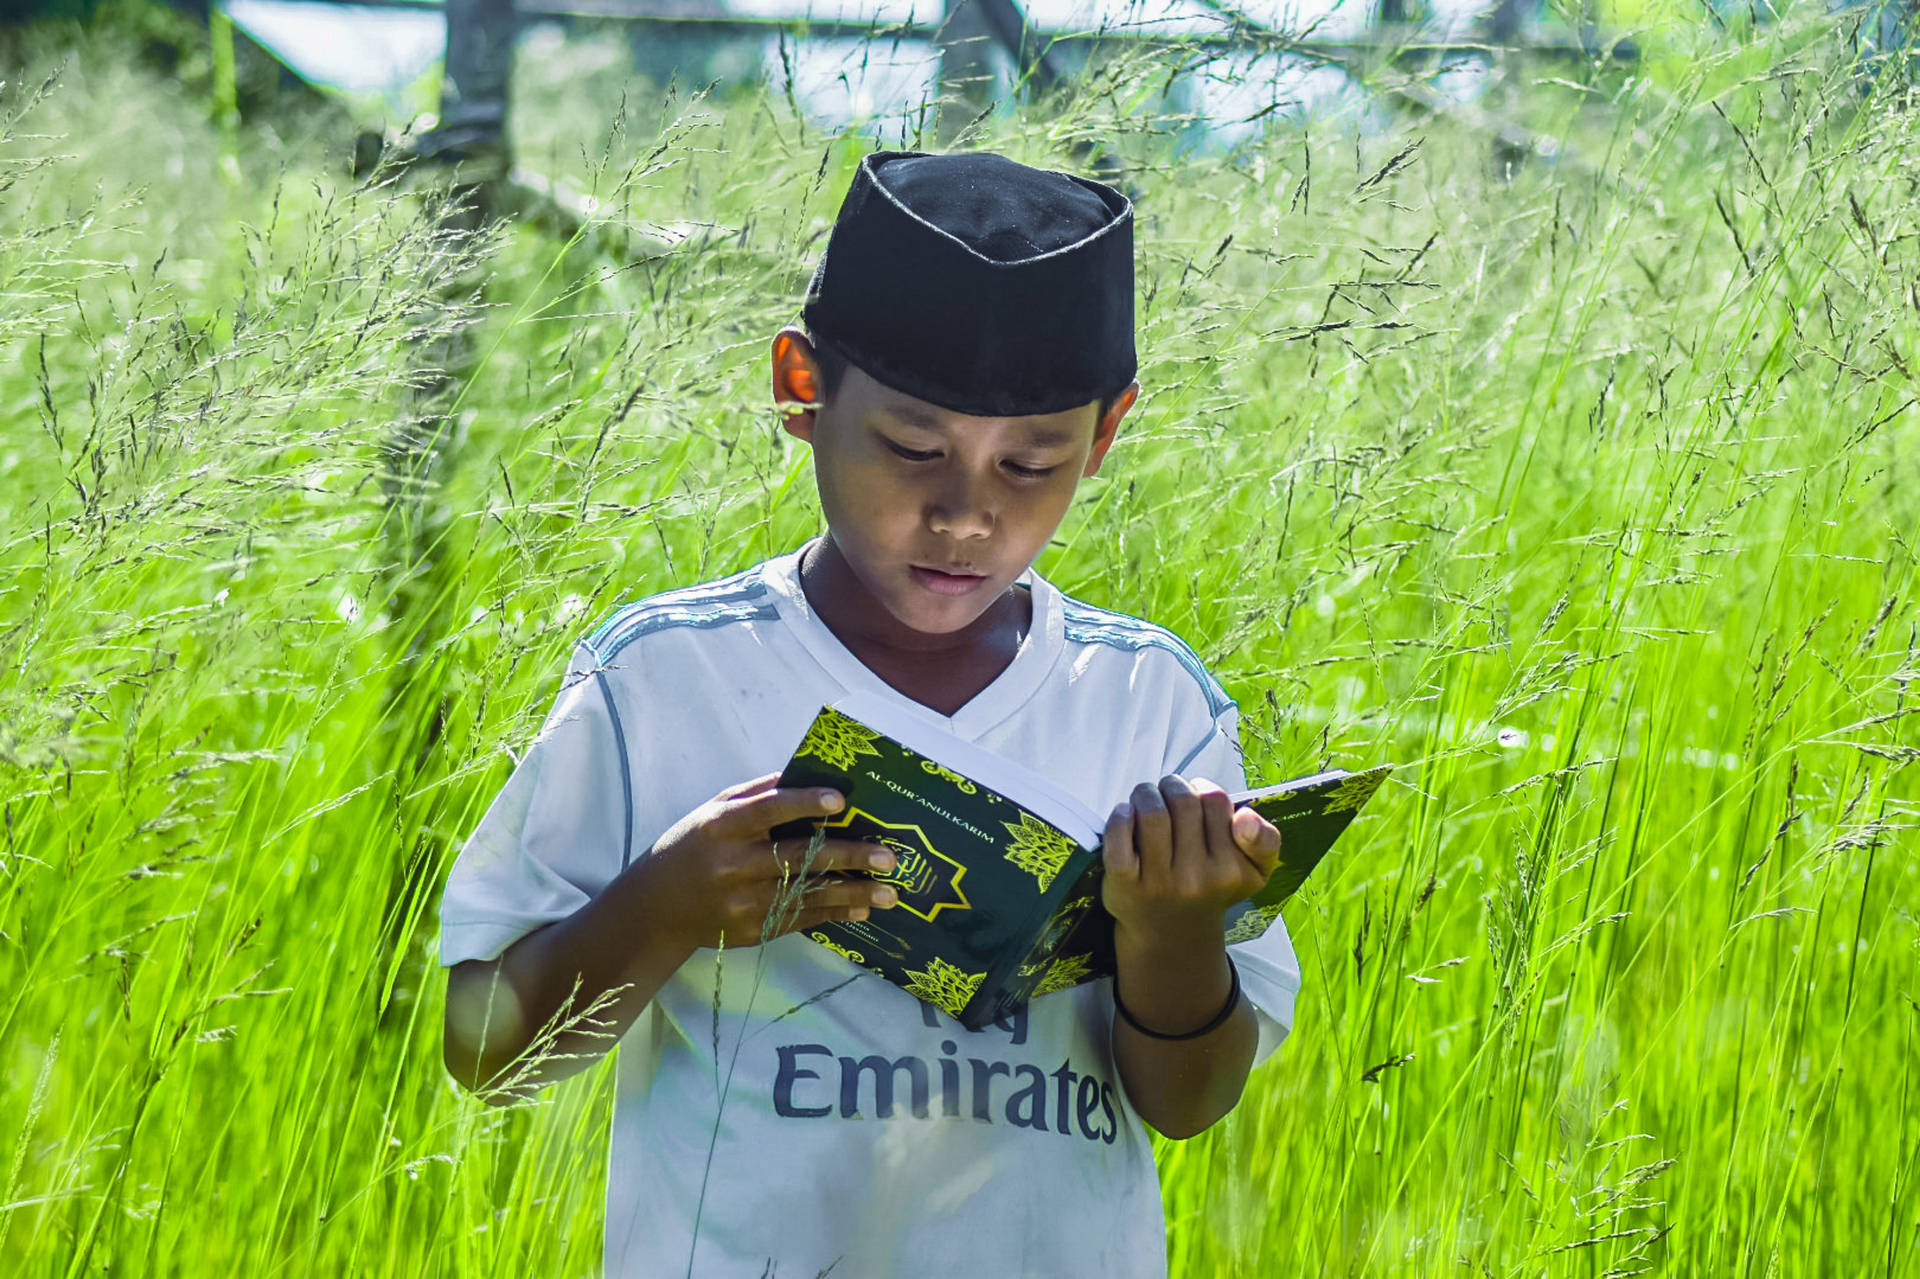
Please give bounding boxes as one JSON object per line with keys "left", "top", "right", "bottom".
{"left": 1115, "top": 957, "right": 1241, "bottom": 1041}
{"left": 1111, "top": 910, "right": 1226, "bottom": 965}
{"left": 1110, "top": 917, "right": 1234, "bottom": 1035}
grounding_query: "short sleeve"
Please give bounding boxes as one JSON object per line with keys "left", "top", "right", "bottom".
{"left": 1170, "top": 704, "right": 1302, "bottom": 1068}
{"left": 438, "top": 645, "right": 633, "bottom": 967}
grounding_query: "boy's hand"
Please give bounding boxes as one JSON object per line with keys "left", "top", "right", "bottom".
{"left": 1101, "top": 776, "right": 1281, "bottom": 948}
{"left": 645, "top": 772, "right": 899, "bottom": 951}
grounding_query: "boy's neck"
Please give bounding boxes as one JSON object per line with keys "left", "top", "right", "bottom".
{"left": 798, "top": 537, "right": 1031, "bottom": 716}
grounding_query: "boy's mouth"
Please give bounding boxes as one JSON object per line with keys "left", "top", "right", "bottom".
{"left": 910, "top": 565, "right": 988, "bottom": 597}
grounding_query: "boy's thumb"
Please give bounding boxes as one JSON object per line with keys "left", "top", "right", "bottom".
{"left": 1231, "top": 807, "right": 1278, "bottom": 858}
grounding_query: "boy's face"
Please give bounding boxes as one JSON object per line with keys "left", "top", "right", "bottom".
{"left": 773, "top": 328, "right": 1136, "bottom": 639}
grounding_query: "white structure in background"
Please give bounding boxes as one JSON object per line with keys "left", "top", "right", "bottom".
{"left": 223, "top": 0, "right": 445, "bottom": 106}
{"left": 216, "top": 0, "right": 1498, "bottom": 143}
{"left": 751, "top": 0, "right": 1464, "bottom": 145}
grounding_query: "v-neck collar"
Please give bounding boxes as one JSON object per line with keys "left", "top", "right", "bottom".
{"left": 762, "top": 538, "right": 1066, "bottom": 742}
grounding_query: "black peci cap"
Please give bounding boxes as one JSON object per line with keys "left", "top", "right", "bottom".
{"left": 802, "top": 151, "right": 1136, "bottom": 418}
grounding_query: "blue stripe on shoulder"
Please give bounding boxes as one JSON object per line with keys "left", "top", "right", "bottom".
{"left": 1060, "top": 598, "right": 1235, "bottom": 718}
{"left": 585, "top": 564, "right": 763, "bottom": 648}
{"left": 585, "top": 567, "right": 775, "bottom": 663}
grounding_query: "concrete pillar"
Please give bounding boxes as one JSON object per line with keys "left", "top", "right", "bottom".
{"left": 431, "top": 0, "right": 517, "bottom": 164}
{"left": 938, "top": 0, "right": 998, "bottom": 142}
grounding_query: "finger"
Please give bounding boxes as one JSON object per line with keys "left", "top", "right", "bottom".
{"left": 1102, "top": 804, "right": 1138, "bottom": 880}
{"left": 750, "top": 873, "right": 896, "bottom": 935}
{"left": 785, "top": 905, "right": 881, "bottom": 937}
{"left": 770, "top": 837, "right": 896, "bottom": 878}
{"left": 797, "top": 878, "right": 898, "bottom": 911}
{"left": 1159, "top": 775, "right": 1206, "bottom": 883}
{"left": 1192, "top": 778, "right": 1236, "bottom": 863}
{"left": 724, "top": 784, "right": 847, "bottom": 836}
{"left": 1130, "top": 781, "right": 1173, "bottom": 878}
{"left": 718, "top": 768, "right": 783, "bottom": 798}
{"left": 1232, "top": 807, "right": 1282, "bottom": 875}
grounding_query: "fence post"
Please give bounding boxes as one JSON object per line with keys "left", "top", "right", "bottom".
{"left": 377, "top": 0, "right": 518, "bottom": 769}
{"left": 424, "top": 0, "right": 517, "bottom": 173}
{"left": 938, "top": 0, "right": 999, "bottom": 141}
{"left": 1490, "top": 0, "right": 1524, "bottom": 43}
{"left": 368, "top": 0, "right": 520, "bottom": 973}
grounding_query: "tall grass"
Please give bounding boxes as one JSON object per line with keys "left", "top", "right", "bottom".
{"left": 1, "top": 10, "right": 1915, "bottom": 1275}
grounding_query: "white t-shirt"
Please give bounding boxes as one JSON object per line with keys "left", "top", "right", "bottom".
{"left": 439, "top": 541, "right": 1301, "bottom": 1279}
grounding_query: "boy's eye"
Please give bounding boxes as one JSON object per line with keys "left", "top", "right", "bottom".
{"left": 883, "top": 439, "right": 1057, "bottom": 478}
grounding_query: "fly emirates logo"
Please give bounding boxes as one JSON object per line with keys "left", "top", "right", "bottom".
{"left": 772, "top": 1000, "right": 1124, "bottom": 1143}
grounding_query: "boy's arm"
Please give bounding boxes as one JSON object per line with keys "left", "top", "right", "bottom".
{"left": 1108, "top": 928, "right": 1257, "bottom": 1139}
{"left": 443, "top": 848, "right": 700, "bottom": 1101}
{"left": 1101, "top": 776, "right": 1279, "bottom": 1140}
{"left": 443, "top": 775, "right": 897, "bottom": 1102}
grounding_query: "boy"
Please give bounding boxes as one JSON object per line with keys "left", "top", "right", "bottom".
{"left": 440, "top": 151, "right": 1301, "bottom": 1278}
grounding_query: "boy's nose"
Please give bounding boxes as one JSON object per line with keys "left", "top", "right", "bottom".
{"left": 926, "top": 471, "right": 994, "bottom": 539}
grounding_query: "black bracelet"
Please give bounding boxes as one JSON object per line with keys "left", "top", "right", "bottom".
{"left": 1112, "top": 957, "right": 1242, "bottom": 1042}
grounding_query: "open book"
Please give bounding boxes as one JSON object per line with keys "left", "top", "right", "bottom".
{"left": 772, "top": 694, "right": 1392, "bottom": 1029}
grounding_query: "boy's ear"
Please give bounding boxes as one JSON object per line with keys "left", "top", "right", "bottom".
{"left": 771, "top": 326, "right": 822, "bottom": 443}
{"left": 1082, "top": 382, "right": 1138, "bottom": 477}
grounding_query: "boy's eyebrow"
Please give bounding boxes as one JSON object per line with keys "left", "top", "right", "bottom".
{"left": 880, "top": 401, "right": 1081, "bottom": 448}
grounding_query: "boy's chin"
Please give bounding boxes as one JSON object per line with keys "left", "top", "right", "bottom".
{"left": 883, "top": 595, "right": 999, "bottom": 638}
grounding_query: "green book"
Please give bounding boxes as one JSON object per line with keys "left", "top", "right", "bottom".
{"left": 772, "top": 694, "right": 1392, "bottom": 1030}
